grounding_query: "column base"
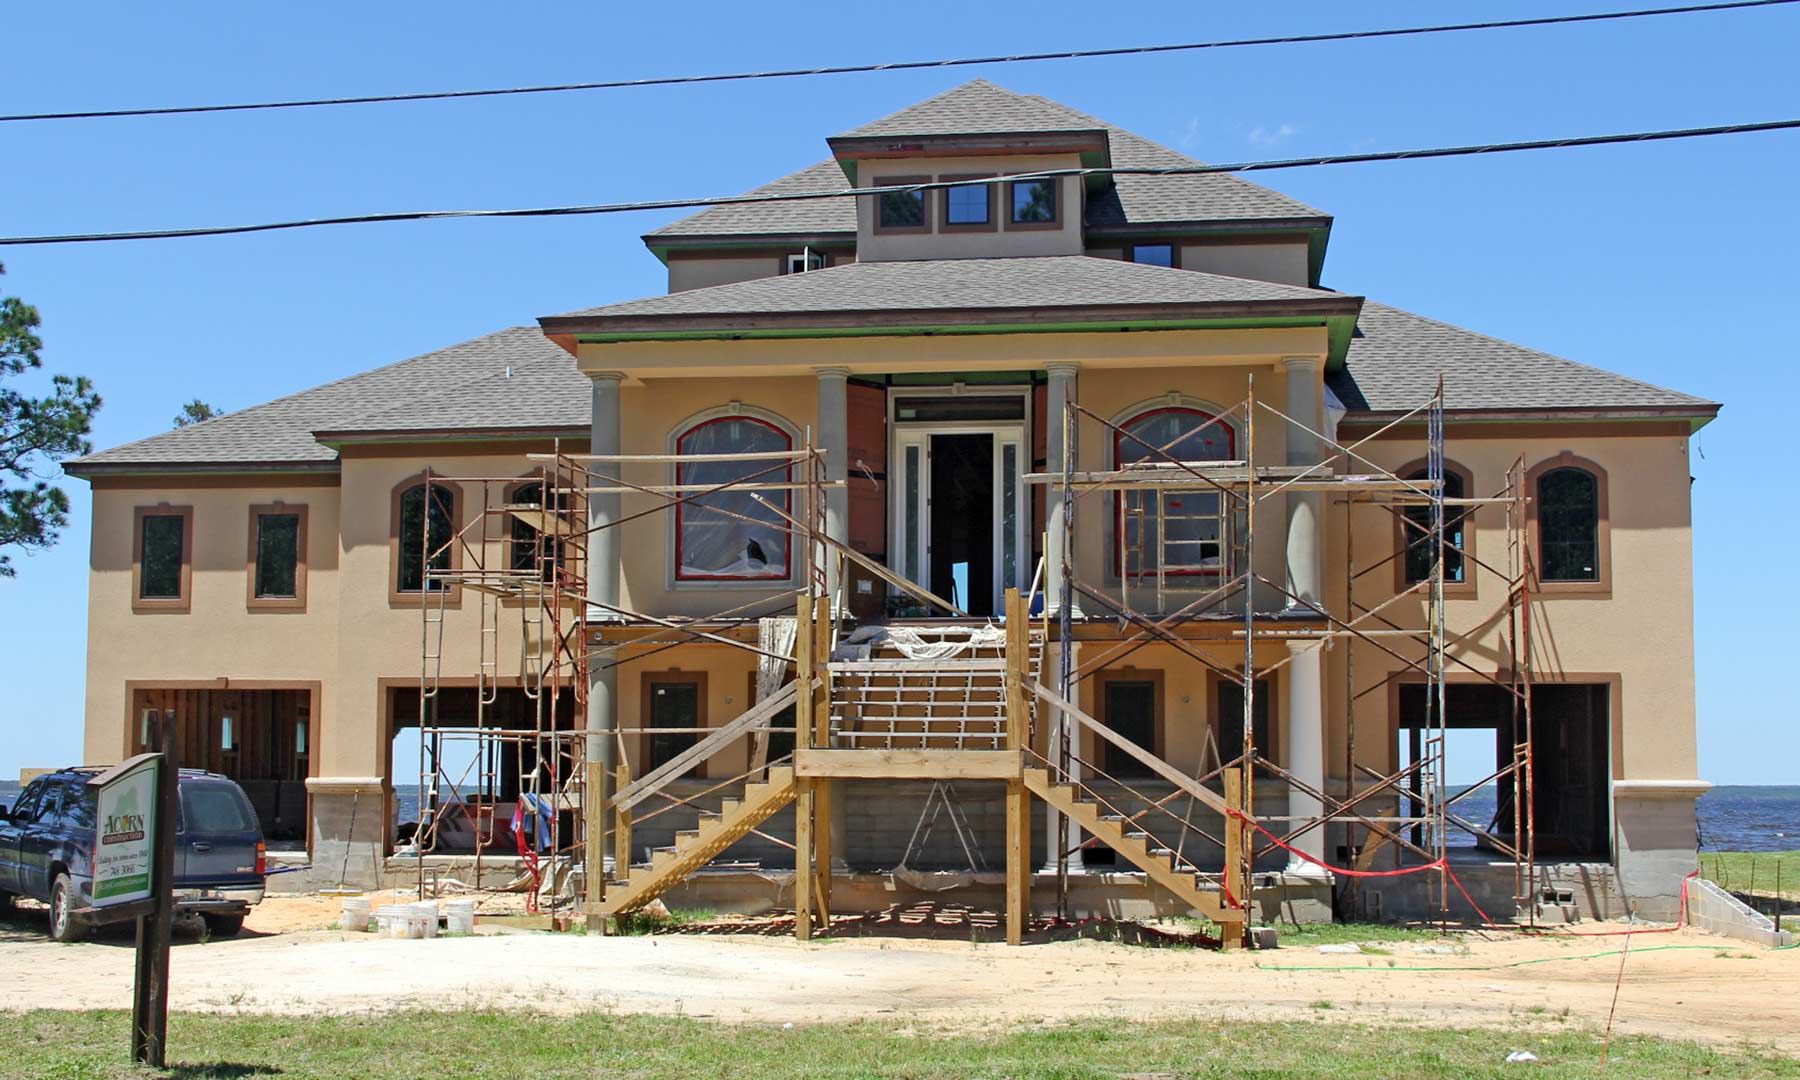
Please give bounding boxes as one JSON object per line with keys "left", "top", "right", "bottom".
{"left": 305, "top": 777, "right": 386, "bottom": 891}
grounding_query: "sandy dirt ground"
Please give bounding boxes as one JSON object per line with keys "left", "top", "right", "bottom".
{"left": 1, "top": 895, "right": 1794, "bottom": 1053}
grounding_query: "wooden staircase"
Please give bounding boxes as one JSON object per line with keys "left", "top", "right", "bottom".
{"left": 1023, "top": 767, "right": 1244, "bottom": 931}
{"left": 597, "top": 765, "right": 799, "bottom": 919}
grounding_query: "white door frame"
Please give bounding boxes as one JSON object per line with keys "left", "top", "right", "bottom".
{"left": 889, "top": 410, "right": 1028, "bottom": 615}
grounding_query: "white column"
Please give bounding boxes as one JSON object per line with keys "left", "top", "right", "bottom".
{"left": 816, "top": 367, "right": 850, "bottom": 611}
{"left": 587, "top": 372, "right": 624, "bottom": 872}
{"left": 1043, "top": 362, "right": 1080, "bottom": 617}
{"left": 1281, "top": 356, "right": 1325, "bottom": 613}
{"left": 1284, "top": 638, "right": 1329, "bottom": 875}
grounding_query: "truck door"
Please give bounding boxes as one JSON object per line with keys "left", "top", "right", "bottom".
{"left": 14, "top": 780, "right": 65, "bottom": 899}
{"left": 0, "top": 779, "right": 46, "bottom": 895}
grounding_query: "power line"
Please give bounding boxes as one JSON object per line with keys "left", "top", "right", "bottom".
{"left": 3, "top": 0, "right": 1795, "bottom": 124}
{"left": 3, "top": 116, "right": 1795, "bottom": 247}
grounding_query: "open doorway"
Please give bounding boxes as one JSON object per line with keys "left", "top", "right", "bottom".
{"left": 130, "top": 686, "right": 314, "bottom": 847}
{"left": 929, "top": 433, "right": 995, "bottom": 616}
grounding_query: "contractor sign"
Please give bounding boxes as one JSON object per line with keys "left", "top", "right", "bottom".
{"left": 89, "top": 754, "right": 161, "bottom": 908}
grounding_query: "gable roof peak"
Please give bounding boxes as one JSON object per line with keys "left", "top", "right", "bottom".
{"left": 831, "top": 78, "right": 1104, "bottom": 141}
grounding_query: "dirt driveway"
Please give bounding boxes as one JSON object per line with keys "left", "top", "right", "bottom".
{"left": 2, "top": 896, "right": 1793, "bottom": 1053}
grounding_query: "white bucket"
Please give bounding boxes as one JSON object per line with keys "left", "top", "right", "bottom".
{"left": 413, "top": 901, "right": 440, "bottom": 939}
{"left": 443, "top": 899, "right": 477, "bottom": 935}
{"left": 340, "top": 897, "right": 372, "bottom": 932}
{"left": 374, "top": 904, "right": 416, "bottom": 939}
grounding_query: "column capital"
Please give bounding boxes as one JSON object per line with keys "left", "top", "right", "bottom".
{"left": 1279, "top": 355, "right": 1323, "bottom": 374}
{"left": 1285, "top": 636, "right": 1327, "bottom": 657}
{"left": 589, "top": 370, "right": 626, "bottom": 385}
{"left": 815, "top": 366, "right": 851, "bottom": 382}
{"left": 1044, "top": 361, "right": 1082, "bottom": 378}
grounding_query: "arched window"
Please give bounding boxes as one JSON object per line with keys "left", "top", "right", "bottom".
{"left": 1403, "top": 468, "right": 1468, "bottom": 585}
{"left": 508, "top": 481, "right": 562, "bottom": 583}
{"left": 1537, "top": 466, "right": 1600, "bottom": 582}
{"left": 674, "top": 415, "right": 793, "bottom": 581}
{"left": 396, "top": 481, "right": 456, "bottom": 593}
{"left": 1114, "top": 406, "right": 1235, "bottom": 578}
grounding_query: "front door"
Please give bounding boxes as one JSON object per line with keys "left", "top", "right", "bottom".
{"left": 890, "top": 401, "right": 1026, "bottom": 618}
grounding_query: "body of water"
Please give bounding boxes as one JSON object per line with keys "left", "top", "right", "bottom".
{"left": 6, "top": 781, "right": 1796, "bottom": 853}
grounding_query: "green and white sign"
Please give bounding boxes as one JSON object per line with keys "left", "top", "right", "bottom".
{"left": 91, "top": 755, "right": 160, "bottom": 907}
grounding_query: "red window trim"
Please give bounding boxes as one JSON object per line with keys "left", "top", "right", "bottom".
{"left": 1113, "top": 406, "right": 1235, "bottom": 579}
{"left": 674, "top": 415, "right": 794, "bottom": 582}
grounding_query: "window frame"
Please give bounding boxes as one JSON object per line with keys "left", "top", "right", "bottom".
{"left": 1110, "top": 403, "right": 1238, "bottom": 581}
{"left": 1392, "top": 459, "right": 1477, "bottom": 600}
{"left": 938, "top": 173, "right": 997, "bottom": 233}
{"left": 871, "top": 174, "right": 932, "bottom": 234}
{"left": 1125, "top": 242, "right": 1179, "bottom": 269}
{"left": 389, "top": 474, "right": 463, "bottom": 608}
{"left": 1527, "top": 453, "right": 1611, "bottom": 596}
{"left": 1005, "top": 177, "right": 1062, "bottom": 230}
{"left": 503, "top": 477, "right": 564, "bottom": 594}
{"left": 1091, "top": 668, "right": 1165, "bottom": 774}
{"left": 670, "top": 411, "right": 797, "bottom": 586}
{"left": 132, "top": 503, "right": 194, "bottom": 614}
{"left": 246, "top": 502, "right": 309, "bottom": 612}
{"left": 1211, "top": 672, "right": 1280, "bottom": 769}
{"left": 782, "top": 251, "right": 828, "bottom": 275}
{"left": 640, "top": 670, "right": 708, "bottom": 778}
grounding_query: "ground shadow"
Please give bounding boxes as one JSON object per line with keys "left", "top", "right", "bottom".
{"left": 167, "top": 1064, "right": 283, "bottom": 1078}
{"left": 627, "top": 899, "right": 1221, "bottom": 948}
{"left": 0, "top": 901, "right": 275, "bottom": 948}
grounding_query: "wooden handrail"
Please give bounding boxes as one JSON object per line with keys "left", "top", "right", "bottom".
{"left": 1025, "top": 681, "right": 1232, "bottom": 819}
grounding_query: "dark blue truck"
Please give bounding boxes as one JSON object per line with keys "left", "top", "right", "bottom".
{"left": 0, "top": 767, "right": 266, "bottom": 942}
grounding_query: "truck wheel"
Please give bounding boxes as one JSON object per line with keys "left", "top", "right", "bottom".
{"left": 48, "top": 873, "right": 87, "bottom": 943}
{"left": 202, "top": 913, "right": 245, "bottom": 939}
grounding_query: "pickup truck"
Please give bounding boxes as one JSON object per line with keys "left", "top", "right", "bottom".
{"left": 0, "top": 767, "right": 266, "bottom": 942}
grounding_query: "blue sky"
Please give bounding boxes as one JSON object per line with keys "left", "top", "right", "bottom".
{"left": 1, "top": 2, "right": 1794, "bottom": 784}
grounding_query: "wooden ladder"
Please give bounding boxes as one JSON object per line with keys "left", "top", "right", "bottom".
{"left": 1022, "top": 767, "right": 1245, "bottom": 932}
{"left": 597, "top": 766, "right": 799, "bottom": 919}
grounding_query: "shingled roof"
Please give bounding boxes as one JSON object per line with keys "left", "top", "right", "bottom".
{"left": 1331, "top": 302, "right": 1717, "bottom": 416}
{"left": 544, "top": 255, "right": 1351, "bottom": 329}
{"left": 648, "top": 81, "right": 1324, "bottom": 244}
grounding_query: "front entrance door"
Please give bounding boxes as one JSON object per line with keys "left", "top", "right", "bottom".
{"left": 889, "top": 395, "right": 1027, "bottom": 618}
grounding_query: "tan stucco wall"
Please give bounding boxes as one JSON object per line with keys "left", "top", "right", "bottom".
{"left": 82, "top": 482, "right": 343, "bottom": 766}
{"left": 852, "top": 154, "right": 1085, "bottom": 263}
{"left": 667, "top": 255, "right": 792, "bottom": 293}
{"left": 1085, "top": 241, "right": 1311, "bottom": 287}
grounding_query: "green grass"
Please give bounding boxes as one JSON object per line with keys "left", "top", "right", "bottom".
{"left": 1702, "top": 850, "right": 1800, "bottom": 902}
{"left": 612, "top": 906, "right": 720, "bottom": 935}
{"left": 1266, "top": 921, "right": 1456, "bottom": 947}
{"left": 3, "top": 1010, "right": 1794, "bottom": 1079}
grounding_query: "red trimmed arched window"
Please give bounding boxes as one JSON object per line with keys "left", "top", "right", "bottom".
{"left": 1114, "top": 406, "right": 1235, "bottom": 578}
{"left": 674, "top": 415, "right": 793, "bottom": 581}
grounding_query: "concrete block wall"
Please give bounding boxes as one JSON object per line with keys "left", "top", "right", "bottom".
{"left": 1686, "top": 877, "right": 1795, "bottom": 947}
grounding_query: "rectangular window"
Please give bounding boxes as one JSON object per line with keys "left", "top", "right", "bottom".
{"left": 1216, "top": 679, "right": 1273, "bottom": 767}
{"left": 645, "top": 676, "right": 704, "bottom": 772}
{"left": 1102, "top": 677, "right": 1159, "bottom": 777}
{"left": 1009, "top": 178, "right": 1058, "bottom": 225}
{"left": 249, "top": 506, "right": 306, "bottom": 609}
{"left": 134, "top": 505, "right": 192, "bottom": 612}
{"left": 784, "top": 251, "right": 825, "bottom": 274}
{"left": 1129, "top": 244, "right": 1175, "bottom": 268}
{"left": 942, "top": 178, "right": 993, "bottom": 228}
{"left": 875, "top": 176, "right": 929, "bottom": 231}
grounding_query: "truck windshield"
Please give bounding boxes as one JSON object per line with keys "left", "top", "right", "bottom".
{"left": 180, "top": 785, "right": 256, "bottom": 833}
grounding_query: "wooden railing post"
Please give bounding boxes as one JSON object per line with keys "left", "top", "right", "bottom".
{"left": 1004, "top": 587, "right": 1031, "bottom": 945}
{"left": 613, "top": 762, "right": 633, "bottom": 876}
{"left": 1223, "top": 765, "right": 1246, "bottom": 951}
{"left": 812, "top": 593, "right": 833, "bottom": 925}
{"left": 794, "top": 590, "right": 815, "bottom": 941}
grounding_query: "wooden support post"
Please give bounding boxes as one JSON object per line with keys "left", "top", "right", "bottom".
{"left": 613, "top": 763, "right": 633, "bottom": 875}
{"left": 1223, "top": 765, "right": 1246, "bottom": 952}
{"left": 812, "top": 594, "right": 833, "bottom": 928}
{"left": 1004, "top": 587, "right": 1031, "bottom": 945}
{"left": 584, "top": 758, "right": 606, "bottom": 933}
{"left": 794, "top": 591, "right": 815, "bottom": 942}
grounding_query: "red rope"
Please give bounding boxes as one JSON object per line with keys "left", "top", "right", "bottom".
{"left": 1538, "top": 871, "right": 1699, "bottom": 937}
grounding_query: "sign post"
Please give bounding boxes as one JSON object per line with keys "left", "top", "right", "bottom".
{"left": 89, "top": 718, "right": 178, "bottom": 1068}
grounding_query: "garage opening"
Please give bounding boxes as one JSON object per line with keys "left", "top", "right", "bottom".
{"left": 1397, "top": 681, "right": 1611, "bottom": 860}
{"left": 130, "top": 686, "right": 314, "bottom": 847}
{"left": 388, "top": 686, "right": 577, "bottom": 856}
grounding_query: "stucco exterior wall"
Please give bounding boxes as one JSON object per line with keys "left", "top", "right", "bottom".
{"left": 1085, "top": 241, "right": 1311, "bottom": 287}
{"left": 851, "top": 154, "right": 1085, "bottom": 262}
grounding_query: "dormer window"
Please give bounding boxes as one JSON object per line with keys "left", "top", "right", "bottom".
{"left": 875, "top": 176, "right": 930, "bottom": 233}
{"left": 784, "top": 251, "right": 826, "bottom": 274}
{"left": 1128, "top": 243, "right": 1176, "bottom": 268}
{"left": 942, "top": 176, "right": 995, "bottom": 231}
{"left": 1008, "top": 178, "right": 1059, "bottom": 227}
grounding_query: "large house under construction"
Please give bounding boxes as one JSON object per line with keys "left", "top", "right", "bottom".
{"left": 69, "top": 81, "right": 1718, "bottom": 943}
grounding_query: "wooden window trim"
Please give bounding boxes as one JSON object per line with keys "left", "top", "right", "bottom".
{"left": 938, "top": 173, "right": 997, "bottom": 233}
{"left": 1391, "top": 458, "right": 1477, "bottom": 600}
{"left": 871, "top": 175, "right": 932, "bottom": 235}
{"left": 1207, "top": 670, "right": 1281, "bottom": 769}
{"left": 1004, "top": 177, "right": 1062, "bottom": 231}
{"left": 388, "top": 473, "right": 463, "bottom": 609}
{"left": 1090, "top": 668, "right": 1165, "bottom": 768}
{"left": 1124, "top": 242, "right": 1180, "bottom": 269}
{"left": 246, "top": 502, "right": 309, "bottom": 612}
{"left": 132, "top": 503, "right": 194, "bottom": 614}
{"left": 639, "top": 670, "right": 709, "bottom": 779}
{"left": 1526, "top": 452, "right": 1612, "bottom": 597}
